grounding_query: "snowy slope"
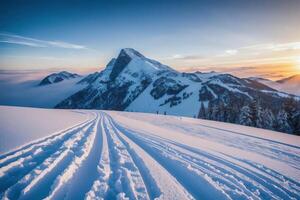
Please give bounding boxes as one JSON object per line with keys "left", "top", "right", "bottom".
{"left": 0, "top": 106, "right": 89, "bottom": 153}
{"left": 0, "top": 106, "right": 299, "bottom": 200}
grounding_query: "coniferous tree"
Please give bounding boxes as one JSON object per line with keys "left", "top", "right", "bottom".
{"left": 198, "top": 102, "right": 206, "bottom": 119}
{"left": 256, "top": 103, "right": 264, "bottom": 128}
{"left": 209, "top": 101, "right": 234, "bottom": 122}
{"left": 283, "top": 97, "right": 297, "bottom": 122}
{"left": 293, "top": 112, "right": 300, "bottom": 135}
{"left": 248, "top": 99, "right": 264, "bottom": 127}
{"left": 283, "top": 97, "right": 300, "bottom": 134}
{"left": 223, "top": 104, "right": 231, "bottom": 122}
{"left": 211, "top": 103, "right": 219, "bottom": 121}
{"left": 207, "top": 101, "right": 213, "bottom": 120}
{"left": 239, "top": 105, "right": 252, "bottom": 126}
{"left": 248, "top": 100, "right": 258, "bottom": 127}
{"left": 274, "top": 110, "right": 292, "bottom": 133}
{"left": 218, "top": 101, "right": 226, "bottom": 122}
{"left": 261, "top": 108, "right": 275, "bottom": 130}
{"left": 226, "top": 104, "right": 238, "bottom": 123}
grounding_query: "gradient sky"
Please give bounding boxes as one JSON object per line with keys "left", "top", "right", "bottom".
{"left": 1, "top": 0, "right": 300, "bottom": 79}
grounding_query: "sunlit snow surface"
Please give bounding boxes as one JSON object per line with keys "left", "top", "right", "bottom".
{"left": 0, "top": 106, "right": 299, "bottom": 200}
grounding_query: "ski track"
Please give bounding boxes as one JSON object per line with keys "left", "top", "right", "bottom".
{"left": 1, "top": 110, "right": 299, "bottom": 200}
{"left": 159, "top": 122, "right": 300, "bottom": 169}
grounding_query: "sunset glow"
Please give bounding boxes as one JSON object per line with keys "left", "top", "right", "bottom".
{"left": 0, "top": 0, "right": 300, "bottom": 80}
{"left": 296, "top": 57, "right": 300, "bottom": 70}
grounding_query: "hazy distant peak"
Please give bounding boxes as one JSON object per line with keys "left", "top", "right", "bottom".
{"left": 277, "top": 74, "right": 300, "bottom": 84}
{"left": 39, "top": 71, "right": 81, "bottom": 86}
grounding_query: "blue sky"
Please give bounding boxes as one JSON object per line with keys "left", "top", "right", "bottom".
{"left": 1, "top": 0, "right": 300, "bottom": 79}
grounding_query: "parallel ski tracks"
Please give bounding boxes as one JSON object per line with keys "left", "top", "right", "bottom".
{"left": 1, "top": 111, "right": 299, "bottom": 200}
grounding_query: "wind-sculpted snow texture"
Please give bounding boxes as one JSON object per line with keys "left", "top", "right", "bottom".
{"left": 1, "top": 108, "right": 300, "bottom": 200}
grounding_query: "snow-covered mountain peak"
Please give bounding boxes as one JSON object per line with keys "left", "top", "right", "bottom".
{"left": 120, "top": 48, "right": 145, "bottom": 59}
{"left": 108, "top": 48, "right": 173, "bottom": 80}
{"left": 39, "top": 71, "right": 81, "bottom": 86}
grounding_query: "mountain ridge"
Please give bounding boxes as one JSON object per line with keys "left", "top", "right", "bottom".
{"left": 39, "top": 71, "right": 81, "bottom": 86}
{"left": 249, "top": 74, "right": 300, "bottom": 96}
{"left": 277, "top": 74, "right": 300, "bottom": 84}
{"left": 55, "top": 48, "right": 300, "bottom": 134}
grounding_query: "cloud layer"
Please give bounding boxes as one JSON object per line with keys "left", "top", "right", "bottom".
{"left": 0, "top": 33, "right": 87, "bottom": 50}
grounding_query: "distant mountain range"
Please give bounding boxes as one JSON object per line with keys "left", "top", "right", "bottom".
{"left": 56, "top": 48, "right": 297, "bottom": 113}
{"left": 249, "top": 75, "right": 300, "bottom": 96}
{"left": 277, "top": 74, "right": 300, "bottom": 84}
{"left": 1, "top": 48, "right": 299, "bottom": 134}
{"left": 54, "top": 48, "right": 299, "bottom": 134}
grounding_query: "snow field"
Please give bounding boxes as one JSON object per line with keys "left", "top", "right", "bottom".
{"left": 0, "top": 107, "right": 299, "bottom": 200}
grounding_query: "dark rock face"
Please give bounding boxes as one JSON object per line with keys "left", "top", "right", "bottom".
{"left": 92, "top": 82, "right": 132, "bottom": 110}
{"left": 39, "top": 76, "right": 63, "bottom": 85}
{"left": 39, "top": 78, "right": 52, "bottom": 85}
{"left": 199, "top": 86, "right": 214, "bottom": 101}
{"left": 150, "top": 77, "right": 187, "bottom": 99}
{"left": 56, "top": 81, "right": 131, "bottom": 110}
{"left": 207, "top": 83, "right": 228, "bottom": 95}
{"left": 211, "top": 74, "right": 241, "bottom": 85}
{"left": 182, "top": 73, "right": 202, "bottom": 82}
{"left": 160, "top": 96, "right": 182, "bottom": 107}
{"left": 109, "top": 50, "right": 132, "bottom": 80}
